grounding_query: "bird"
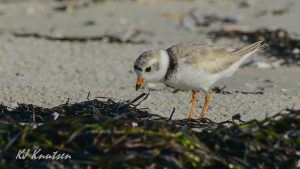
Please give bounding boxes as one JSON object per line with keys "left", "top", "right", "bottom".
{"left": 134, "top": 41, "right": 266, "bottom": 119}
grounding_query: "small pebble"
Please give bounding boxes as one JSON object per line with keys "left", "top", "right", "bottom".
{"left": 52, "top": 112, "right": 59, "bottom": 120}
{"left": 132, "top": 122, "right": 138, "bottom": 127}
{"left": 256, "top": 62, "right": 272, "bottom": 68}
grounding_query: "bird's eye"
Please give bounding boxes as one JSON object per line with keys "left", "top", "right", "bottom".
{"left": 145, "top": 67, "right": 151, "bottom": 72}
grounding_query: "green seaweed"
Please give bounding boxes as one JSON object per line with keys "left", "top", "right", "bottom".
{"left": 0, "top": 95, "right": 299, "bottom": 169}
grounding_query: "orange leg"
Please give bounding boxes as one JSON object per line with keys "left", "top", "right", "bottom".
{"left": 200, "top": 91, "right": 211, "bottom": 119}
{"left": 187, "top": 90, "right": 198, "bottom": 120}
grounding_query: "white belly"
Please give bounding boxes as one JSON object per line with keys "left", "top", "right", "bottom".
{"left": 165, "top": 63, "right": 222, "bottom": 91}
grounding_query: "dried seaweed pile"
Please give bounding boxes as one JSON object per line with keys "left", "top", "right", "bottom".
{"left": 53, "top": 0, "right": 111, "bottom": 12}
{"left": 0, "top": 94, "right": 299, "bottom": 169}
{"left": 12, "top": 30, "right": 148, "bottom": 44}
{"left": 209, "top": 29, "right": 300, "bottom": 65}
{"left": 0, "top": 93, "right": 156, "bottom": 124}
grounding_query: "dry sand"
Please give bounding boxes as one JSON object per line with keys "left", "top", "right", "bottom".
{"left": 0, "top": 0, "right": 299, "bottom": 121}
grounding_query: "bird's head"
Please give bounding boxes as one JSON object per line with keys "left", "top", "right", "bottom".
{"left": 133, "top": 50, "right": 169, "bottom": 90}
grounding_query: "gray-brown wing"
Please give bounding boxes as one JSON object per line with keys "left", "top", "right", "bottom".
{"left": 183, "top": 47, "right": 240, "bottom": 74}
{"left": 167, "top": 42, "right": 223, "bottom": 59}
{"left": 167, "top": 41, "right": 266, "bottom": 74}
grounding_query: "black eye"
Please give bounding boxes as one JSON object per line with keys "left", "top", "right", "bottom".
{"left": 145, "top": 67, "right": 151, "bottom": 72}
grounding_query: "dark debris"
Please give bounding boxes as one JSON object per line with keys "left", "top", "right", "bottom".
{"left": 0, "top": 93, "right": 299, "bottom": 169}
{"left": 54, "top": 0, "right": 108, "bottom": 12}
{"left": 191, "top": 14, "right": 237, "bottom": 27}
{"left": 209, "top": 28, "right": 300, "bottom": 65}
{"left": 12, "top": 32, "right": 148, "bottom": 44}
{"left": 212, "top": 86, "right": 264, "bottom": 95}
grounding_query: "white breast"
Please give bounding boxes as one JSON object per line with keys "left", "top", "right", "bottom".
{"left": 165, "top": 60, "right": 223, "bottom": 91}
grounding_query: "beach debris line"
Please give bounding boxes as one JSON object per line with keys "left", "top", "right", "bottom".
{"left": 0, "top": 93, "right": 241, "bottom": 129}
{"left": 212, "top": 85, "right": 264, "bottom": 95}
{"left": 0, "top": 94, "right": 299, "bottom": 168}
{"left": 12, "top": 29, "right": 148, "bottom": 44}
{"left": 180, "top": 9, "right": 239, "bottom": 31}
{"left": 209, "top": 28, "right": 300, "bottom": 65}
{"left": 255, "top": 2, "right": 293, "bottom": 17}
{"left": 54, "top": 0, "right": 109, "bottom": 12}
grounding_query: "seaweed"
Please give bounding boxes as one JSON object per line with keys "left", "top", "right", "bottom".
{"left": 180, "top": 10, "right": 239, "bottom": 31}
{"left": 12, "top": 31, "right": 148, "bottom": 44}
{"left": 209, "top": 28, "right": 300, "bottom": 65}
{"left": 53, "top": 0, "right": 109, "bottom": 12}
{"left": 0, "top": 93, "right": 299, "bottom": 169}
{"left": 212, "top": 86, "right": 264, "bottom": 95}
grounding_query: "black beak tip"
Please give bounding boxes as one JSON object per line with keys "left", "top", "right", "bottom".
{"left": 135, "top": 84, "right": 141, "bottom": 91}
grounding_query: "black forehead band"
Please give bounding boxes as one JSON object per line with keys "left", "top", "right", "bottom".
{"left": 134, "top": 65, "right": 142, "bottom": 71}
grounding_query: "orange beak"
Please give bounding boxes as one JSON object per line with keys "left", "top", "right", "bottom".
{"left": 135, "top": 77, "right": 144, "bottom": 91}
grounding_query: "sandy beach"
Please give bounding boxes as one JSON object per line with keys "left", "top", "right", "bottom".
{"left": 0, "top": 0, "right": 299, "bottom": 121}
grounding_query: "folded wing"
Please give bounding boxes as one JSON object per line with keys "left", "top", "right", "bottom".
{"left": 168, "top": 41, "right": 266, "bottom": 74}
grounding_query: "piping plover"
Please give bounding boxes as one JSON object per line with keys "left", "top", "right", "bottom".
{"left": 134, "top": 41, "right": 266, "bottom": 119}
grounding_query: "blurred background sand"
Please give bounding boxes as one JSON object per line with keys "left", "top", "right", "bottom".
{"left": 0, "top": 0, "right": 299, "bottom": 121}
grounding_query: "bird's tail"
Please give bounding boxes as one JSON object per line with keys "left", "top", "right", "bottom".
{"left": 232, "top": 40, "right": 267, "bottom": 57}
{"left": 222, "top": 41, "right": 267, "bottom": 77}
